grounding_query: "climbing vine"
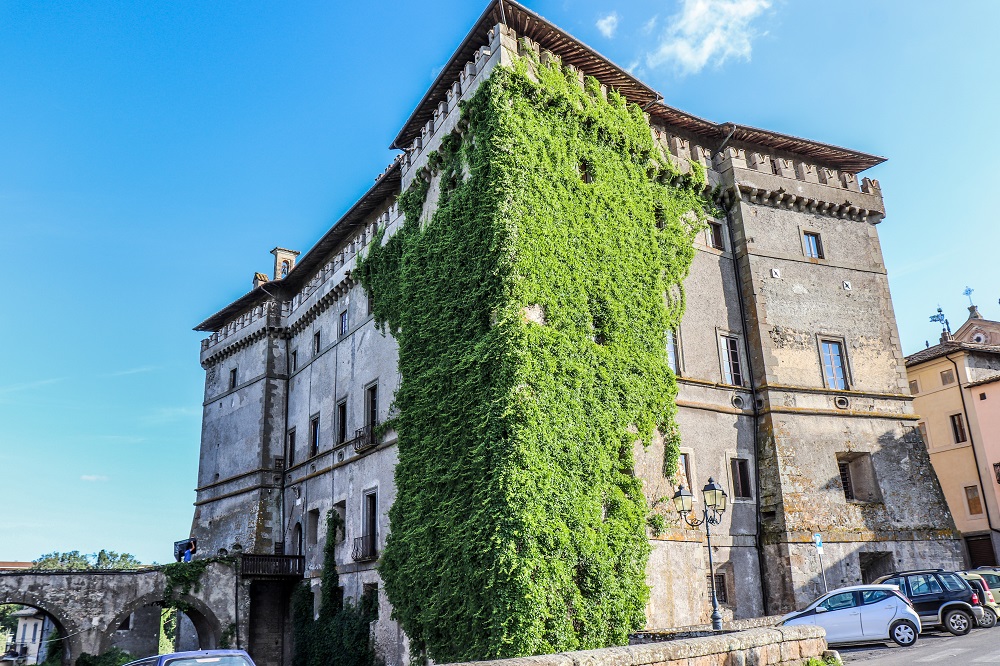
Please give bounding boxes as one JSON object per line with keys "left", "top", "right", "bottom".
{"left": 358, "top": 51, "right": 706, "bottom": 662}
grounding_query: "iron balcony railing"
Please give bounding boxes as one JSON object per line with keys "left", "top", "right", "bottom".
{"left": 352, "top": 534, "right": 378, "bottom": 562}
{"left": 240, "top": 553, "right": 305, "bottom": 579}
{"left": 351, "top": 423, "right": 379, "bottom": 453}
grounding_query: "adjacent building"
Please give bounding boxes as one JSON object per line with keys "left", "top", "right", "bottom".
{"left": 189, "top": 2, "right": 962, "bottom": 663}
{"left": 906, "top": 306, "right": 1000, "bottom": 567}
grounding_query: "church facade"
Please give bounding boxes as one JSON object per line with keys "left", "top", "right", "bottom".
{"left": 190, "top": 2, "right": 961, "bottom": 664}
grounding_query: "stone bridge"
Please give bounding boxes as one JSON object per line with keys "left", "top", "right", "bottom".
{"left": 0, "top": 562, "right": 245, "bottom": 664}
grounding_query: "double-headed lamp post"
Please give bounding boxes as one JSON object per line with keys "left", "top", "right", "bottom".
{"left": 672, "top": 477, "right": 729, "bottom": 631}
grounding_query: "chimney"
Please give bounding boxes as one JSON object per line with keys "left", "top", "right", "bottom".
{"left": 253, "top": 273, "right": 269, "bottom": 289}
{"left": 270, "top": 247, "right": 301, "bottom": 280}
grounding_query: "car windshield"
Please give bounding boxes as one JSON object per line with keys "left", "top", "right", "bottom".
{"left": 165, "top": 658, "right": 253, "bottom": 666}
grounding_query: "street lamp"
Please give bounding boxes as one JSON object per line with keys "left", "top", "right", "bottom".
{"left": 672, "top": 477, "right": 729, "bottom": 631}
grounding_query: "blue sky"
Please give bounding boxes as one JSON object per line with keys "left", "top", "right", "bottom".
{"left": 2, "top": 1, "right": 997, "bottom": 564}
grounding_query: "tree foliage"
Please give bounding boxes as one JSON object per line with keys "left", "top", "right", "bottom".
{"left": 358, "top": 52, "right": 704, "bottom": 662}
{"left": 31, "top": 551, "right": 141, "bottom": 571}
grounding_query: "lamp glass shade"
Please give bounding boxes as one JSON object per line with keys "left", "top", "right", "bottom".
{"left": 703, "top": 477, "right": 725, "bottom": 509}
{"left": 717, "top": 489, "right": 728, "bottom": 513}
{"left": 672, "top": 485, "right": 693, "bottom": 514}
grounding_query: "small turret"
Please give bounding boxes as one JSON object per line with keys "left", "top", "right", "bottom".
{"left": 270, "top": 247, "right": 301, "bottom": 280}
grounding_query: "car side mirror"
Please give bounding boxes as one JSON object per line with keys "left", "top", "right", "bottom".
{"left": 815, "top": 607, "right": 828, "bottom": 613}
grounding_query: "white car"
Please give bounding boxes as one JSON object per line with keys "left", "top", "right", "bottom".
{"left": 781, "top": 584, "right": 921, "bottom": 647}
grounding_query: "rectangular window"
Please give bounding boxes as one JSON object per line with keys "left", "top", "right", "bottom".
{"left": 366, "top": 290, "right": 373, "bottom": 316}
{"left": 820, "top": 340, "right": 848, "bottom": 390}
{"left": 337, "top": 400, "right": 348, "bottom": 444}
{"left": 839, "top": 461, "right": 855, "bottom": 501}
{"left": 666, "top": 329, "right": 679, "bottom": 374}
{"left": 309, "top": 416, "right": 320, "bottom": 457}
{"left": 731, "top": 458, "right": 752, "bottom": 499}
{"left": 287, "top": 429, "right": 296, "bottom": 467}
{"left": 941, "top": 369, "right": 956, "bottom": 385}
{"left": 965, "top": 485, "right": 984, "bottom": 515}
{"left": 31, "top": 623, "right": 37, "bottom": 643}
{"left": 917, "top": 422, "right": 930, "bottom": 447}
{"left": 708, "top": 574, "right": 728, "bottom": 604}
{"left": 676, "top": 452, "right": 692, "bottom": 488}
{"left": 709, "top": 221, "right": 725, "bottom": 250}
{"left": 366, "top": 384, "right": 378, "bottom": 426}
{"left": 362, "top": 583, "right": 379, "bottom": 618}
{"left": 307, "top": 508, "right": 320, "bottom": 544}
{"left": 229, "top": 367, "right": 237, "bottom": 390}
{"left": 804, "top": 232, "right": 824, "bottom": 258}
{"left": 908, "top": 379, "right": 919, "bottom": 395}
{"left": 291, "top": 350, "right": 298, "bottom": 372}
{"left": 721, "top": 335, "right": 744, "bottom": 386}
{"left": 313, "top": 331, "right": 321, "bottom": 354}
{"left": 951, "top": 413, "right": 968, "bottom": 443}
{"left": 340, "top": 310, "right": 349, "bottom": 336}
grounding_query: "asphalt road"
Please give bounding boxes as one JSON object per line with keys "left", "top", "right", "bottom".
{"left": 839, "top": 627, "right": 1000, "bottom": 665}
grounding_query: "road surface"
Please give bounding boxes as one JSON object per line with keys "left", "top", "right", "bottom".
{"left": 839, "top": 628, "right": 1000, "bottom": 665}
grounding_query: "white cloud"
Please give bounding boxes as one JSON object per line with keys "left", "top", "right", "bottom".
{"left": 103, "top": 366, "right": 157, "bottom": 378}
{"left": 646, "top": 0, "right": 771, "bottom": 75}
{"left": 642, "top": 16, "right": 659, "bottom": 34}
{"left": 596, "top": 12, "right": 619, "bottom": 38}
{"left": 81, "top": 475, "right": 109, "bottom": 482}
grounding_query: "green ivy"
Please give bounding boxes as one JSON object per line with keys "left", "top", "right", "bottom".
{"left": 358, "top": 51, "right": 705, "bottom": 662}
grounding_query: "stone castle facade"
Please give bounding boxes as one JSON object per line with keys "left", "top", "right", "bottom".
{"left": 190, "top": 2, "right": 962, "bottom": 663}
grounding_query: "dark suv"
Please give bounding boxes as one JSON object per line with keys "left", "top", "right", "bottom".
{"left": 875, "top": 569, "right": 984, "bottom": 635}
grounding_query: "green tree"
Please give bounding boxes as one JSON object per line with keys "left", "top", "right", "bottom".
{"left": 0, "top": 604, "right": 21, "bottom": 634}
{"left": 31, "top": 550, "right": 141, "bottom": 571}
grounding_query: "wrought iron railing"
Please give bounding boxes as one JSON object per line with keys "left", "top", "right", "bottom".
{"left": 352, "top": 534, "right": 377, "bottom": 562}
{"left": 240, "top": 553, "right": 305, "bottom": 578}
{"left": 351, "top": 423, "right": 379, "bottom": 453}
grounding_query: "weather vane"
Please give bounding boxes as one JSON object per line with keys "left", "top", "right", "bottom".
{"left": 964, "top": 286, "right": 974, "bottom": 307}
{"left": 929, "top": 306, "right": 951, "bottom": 333}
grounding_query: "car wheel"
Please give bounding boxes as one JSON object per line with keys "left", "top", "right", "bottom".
{"left": 890, "top": 620, "right": 918, "bottom": 647}
{"left": 979, "top": 607, "right": 997, "bottom": 629}
{"left": 944, "top": 609, "right": 973, "bottom": 635}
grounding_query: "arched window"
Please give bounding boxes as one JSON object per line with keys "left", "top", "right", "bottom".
{"left": 281, "top": 260, "right": 290, "bottom": 277}
{"left": 293, "top": 523, "right": 303, "bottom": 555}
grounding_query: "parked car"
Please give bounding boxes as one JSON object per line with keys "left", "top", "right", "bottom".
{"left": 875, "top": 569, "right": 984, "bottom": 635}
{"left": 959, "top": 571, "right": 998, "bottom": 628}
{"left": 780, "top": 584, "right": 921, "bottom": 647}
{"left": 974, "top": 566, "right": 1000, "bottom": 593}
{"left": 123, "top": 650, "right": 256, "bottom": 666}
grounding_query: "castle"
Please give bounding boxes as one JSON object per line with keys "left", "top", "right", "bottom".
{"left": 190, "top": 2, "right": 961, "bottom": 663}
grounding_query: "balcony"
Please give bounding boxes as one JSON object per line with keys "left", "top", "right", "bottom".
{"left": 240, "top": 553, "right": 305, "bottom": 579}
{"left": 352, "top": 534, "right": 378, "bottom": 562}
{"left": 350, "top": 423, "right": 379, "bottom": 454}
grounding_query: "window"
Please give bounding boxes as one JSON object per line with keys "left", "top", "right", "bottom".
{"left": 820, "top": 340, "right": 848, "bottom": 390}
{"left": 362, "top": 583, "right": 379, "bottom": 618}
{"left": 676, "top": 452, "right": 692, "bottom": 488}
{"left": 307, "top": 508, "right": 320, "bottom": 545}
{"left": 837, "top": 453, "right": 881, "bottom": 503}
{"left": 731, "top": 458, "right": 752, "bottom": 499}
{"left": 280, "top": 260, "right": 290, "bottom": 277}
{"left": 291, "top": 350, "right": 298, "bottom": 372}
{"left": 229, "top": 367, "right": 238, "bottom": 390}
{"left": 907, "top": 574, "right": 943, "bottom": 596}
{"left": 941, "top": 369, "right": 956, "bottom": 385}
{"left": 908, "top": 379, "right": 919, "bottom": 395}
{"left": 31, "top": 623, "right": 37, "bottom": 643}
{"left": 917, "top": 422, "right": 930, "bottom": 447}
{"left": 818, "top": 592, "right": 856, "bottom": 612}
{"left": 708, "top": 574, "right": 728, "bottom": 604}
{"left": 862, "top": 589, "right": 890, "bottom": 605}
{"left": 313, "top": 331, "right": 321, "bottom": 354}
{"left": 666, "top": 329, "right": 680, "bottom": 374}
{"left": 940, "top": 572, "right": 967, "bottom": 592}
{"left": 337, "top": 400, "right": 348, "bottom": 444}
{"left": 366, "top": 384, "right": 378, "bottom": 426}
{"left": 951, "top": 413, "right": 968, "bottom": 443}
{"left": 720, "top": 335, "right": 744, "bottom": 386}
{"left": 287, "top": 429, "right": 296, "bottom": 467}
{"left": 366, "top": 290, "right": 373, "bottom": 316}
{"left": 803, "top": 232, "right": 824, "bottom": 259}
{"left": 579, "top": 160, "right": 594, "bottom": 184}
{"left": 965, "top": 485, "right": 984, "bottom": 515}
{"left": 118, "top": 614, "right": 133, "bottom": 631}
{"left": 980, "top": 392, "right": 988, "bottom": 401}
{"left": 708, "top": 221, "right": 725, "bottom": 250}
{"left": 340, "top": 310, "right": 349, "bottom": 336}
{"left": 309, "top": 416, "right": 320, "bottom": 457}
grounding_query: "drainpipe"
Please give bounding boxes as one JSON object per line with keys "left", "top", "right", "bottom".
{"left": 719, "top": 181, "right": 771, "bottom": 615}
{"left": 947, "top": 354, "right": 1000, "bottom": 540}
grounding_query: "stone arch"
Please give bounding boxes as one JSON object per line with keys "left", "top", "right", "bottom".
{"left": 0, "top": 594, "right": 78, "bottom": 666}
{"left": 98, "top": 592, "right": 223, "bottom": 654}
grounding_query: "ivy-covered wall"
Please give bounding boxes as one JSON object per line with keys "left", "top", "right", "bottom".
{"left": 358, "top": 52, "right": 706, "bottom": 663}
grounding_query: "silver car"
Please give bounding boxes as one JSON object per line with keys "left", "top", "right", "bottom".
{"left": 781, "top": 584, "right": 921, "bottom": 647}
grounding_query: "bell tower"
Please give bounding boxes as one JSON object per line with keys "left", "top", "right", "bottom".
{"left": 271, "top": 247, "right": 300, "bottom": 280}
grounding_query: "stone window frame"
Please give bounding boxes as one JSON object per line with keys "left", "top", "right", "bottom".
{"left": 336, "top": 398, "right": 349, "bottom": 445}
{"left": 666, "top": 326, "right": 685, "bottom": 377}
{"left": 339, "top": 309, "right": 350, "bottom": 337}
{"left": 706, "top": 219, "right": 727, "bottom": 251}
{"left": 964, "top": 484, "right": 985, "bottom": 518}
{"left": 725, "top": 450, "right": 754, "bottom": 502}
{"left": 674, "top": 447, "right": 697, "bottom": 493}
{"left": 364, "top": 380, "right": 379, "bottom": 427}
{"left": 799, "top": 225, "right": 827, "bottom": 260}
{"left": 362, "top": 485, "right": 379, "bottom": 542}
{"left": 308, "top": 413, "right": 321, "bottom": 458}
{"left": 290, "top": 349, "right": 298, "bottom": 373}
{"left": 229, "top": 367, "right": 238, "bottom": 390}
{"left": 836, "top": 451, "right": 883, "bottom": 505}
{"left": 306, "top": 507, "right": 321, "bottom": 545}
{"left": 286, "top": 427, "right": 297, "bottom": 468}
{"left": 716, "top": 328, "right": 747, "bottom": 387}
{"left": 949, "top": 412, "right": 968, "bottom": 444}
{"left": 816, "top": 334, "right": 853, "bottom": 391}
